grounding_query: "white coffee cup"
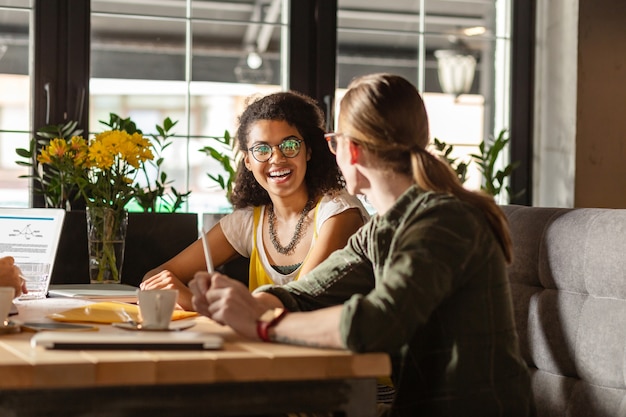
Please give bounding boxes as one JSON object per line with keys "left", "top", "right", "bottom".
{"left": 137, "top": 289, "right": 178, "bottom": 330}
{"left": 0, "top": 287, "right": 15, "bottom": 326}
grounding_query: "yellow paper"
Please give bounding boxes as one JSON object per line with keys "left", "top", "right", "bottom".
{"left": 48, "top": 301, "right": 198, "bottom": 324}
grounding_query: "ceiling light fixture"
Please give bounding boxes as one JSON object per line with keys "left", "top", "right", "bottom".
{"left": 434, "top": 36, "right": 477, "bottom": 96}
{"left": 246, "top": 51, "right": 263, "bottom": 70}
{"left": 463, "top": 26, "right": 486, "bottom": 36}
{"left": 234, "top": 52, "right": 273, "bottom": 84}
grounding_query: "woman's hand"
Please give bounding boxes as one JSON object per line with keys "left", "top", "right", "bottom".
{"left": 140, "top": 270, "right": 194, "bottom": 311}
{"left": 190, "top": 271, "right": 266, "bottom": 339}
{"left": 0, "top": 256, "right": 27, "bottom": 298}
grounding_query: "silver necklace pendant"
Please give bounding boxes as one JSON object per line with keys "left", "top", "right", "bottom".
{"left": 268, "top": 200, "right": 314, "bottom": 255}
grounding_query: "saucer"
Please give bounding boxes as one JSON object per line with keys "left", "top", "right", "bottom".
{"left": 0, "top": 320, "right": 21, "bottom": 335}
{"left": 112, "top": 321, "right": 195, "bottom": 332}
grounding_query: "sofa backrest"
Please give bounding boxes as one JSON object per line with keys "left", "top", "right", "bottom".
{"left": 502, "top": 205, "right": 626, "bottom": 417}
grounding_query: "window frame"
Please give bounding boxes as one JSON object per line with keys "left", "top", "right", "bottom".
{"left": 29, "top": 0, "right": 533, "bottom": 207}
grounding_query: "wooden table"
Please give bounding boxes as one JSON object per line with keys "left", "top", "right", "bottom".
{"left": 0, "top": 298, "right": 390, "bottom": 417}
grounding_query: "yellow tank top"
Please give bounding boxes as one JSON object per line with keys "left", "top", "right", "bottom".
{"left": 248, "top": 201, "right": 321, "bottom": 291}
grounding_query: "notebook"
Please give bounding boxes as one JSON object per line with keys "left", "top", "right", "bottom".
{"left": 31, "top": 330, "right": 223, "bottom": 350}
{"left": 0, "top": 207, "right": 66, "bottom": 300}
{"left": 47, "top": 283, "right": 139, "bottom": 302}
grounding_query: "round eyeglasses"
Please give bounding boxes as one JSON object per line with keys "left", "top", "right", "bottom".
{"left": 324, "top": 132, "right": 343, "bottom": 155}
{"left": 247, "top": 136, "right": 303, "bottom": 162}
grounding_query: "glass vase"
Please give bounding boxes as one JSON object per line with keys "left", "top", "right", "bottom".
{"left": 86, "top": 206, "right": 128, "bottom": 284}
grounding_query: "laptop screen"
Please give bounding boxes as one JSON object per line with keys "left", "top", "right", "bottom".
{"left": 0, "top": 208, "right": 65, "bottom": 300}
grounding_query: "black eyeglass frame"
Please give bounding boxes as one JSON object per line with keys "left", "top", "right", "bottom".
{"left": 247, "top": 136, "right": 304, "bottom": 162}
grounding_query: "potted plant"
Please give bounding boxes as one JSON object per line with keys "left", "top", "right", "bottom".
{"left": 432, "top": 137, "right": 469, "bottom": 184}
{"left": 470, "top": 129, "right": 525, "bottom": 201}
{"left": 432, "top": 128, "right": 525, "bottom": 202}
{"left": 14, "top": 115, "right": 198, "bottom": 286}
{"left": 199, "top": 130, "right": 237, "bottom": 202}
{"left": 198, "top": 130, "right": 238, "bottom": 230}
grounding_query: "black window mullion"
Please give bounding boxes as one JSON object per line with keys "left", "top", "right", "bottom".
{"left": 289, "top": 0, "right": 337, "bottom": 131}
{"left": 66, "top": 0, "right": 91, "bottom": 131}
{"left": 288, "top": 0, "right": 317, "bottom": 97}
{"left": 510, "top": 0, "right": 535, "bottom": 206}
{"left": 315, "top": 0, "right": 337, "bottom": 132}
{"left": 32, "top": 0, "right": 90, "bottom": 208}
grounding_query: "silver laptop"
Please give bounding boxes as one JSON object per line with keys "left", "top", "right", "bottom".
{"left": 0, "top": 207, "right": 66, "bottom": 300}
{"left": 31, "top": 330, "right": 223, "bottom": 350}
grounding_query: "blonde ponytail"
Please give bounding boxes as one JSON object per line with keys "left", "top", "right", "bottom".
{"left": 342, "top": 73, "right": 513, "bottom": 263}
{"left": 411, "top": 149, "right": 513, "bottom": 263}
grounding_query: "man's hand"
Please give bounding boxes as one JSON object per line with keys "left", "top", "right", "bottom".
{"left": 189, "top": 272, "right": 266, "bottom": 339}
{"left": 188, "top": 271, "right": 213, "bottom": 317}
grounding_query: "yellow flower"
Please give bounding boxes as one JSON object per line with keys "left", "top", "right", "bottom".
{"left": 88, "top": 138, "right": 115, "bottom": 169}
{"left": 139, "top": 143, "right": 154, "bottom": 162}
{"left": 72, "top": 148, "right": 89, "bottom": 167}
{"left": 69, "top": 135, "right": 87, "bottom": 150}
{"left": 48, "top": 138, "right": 69, "bottom": 158}
{"left": 37, "top": 152, "right": 52, "bottom": 165}
{"left": 98, "top": 130, "right": 123, "bottom": 151}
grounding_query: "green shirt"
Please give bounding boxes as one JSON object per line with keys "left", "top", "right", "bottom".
{"left": 258, "top": 186, "right": 533, "bottom": 416}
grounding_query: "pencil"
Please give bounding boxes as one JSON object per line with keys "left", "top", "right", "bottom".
{"left": 200, "top": 227, "right": 214, "bottom": 274}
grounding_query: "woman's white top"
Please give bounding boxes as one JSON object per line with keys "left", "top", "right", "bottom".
{"left": 220, "top": 189, "right": 369, "bottom": 285}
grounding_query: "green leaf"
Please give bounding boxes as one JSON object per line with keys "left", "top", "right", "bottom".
{"left": 468, "top": 128, "right": 525, "bottom": 201}
{"left": 16, "top": 148, "right": 33, "bottom": 158}
{"left": 430, "top": 137, "right": 470, "bottom": 184}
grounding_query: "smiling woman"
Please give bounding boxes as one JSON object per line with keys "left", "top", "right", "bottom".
{"left": 140, "top": 91, "right": 369, "bottom": 311}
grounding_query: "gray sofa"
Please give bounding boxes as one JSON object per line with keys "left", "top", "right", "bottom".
{"left": 502, "top": 205, "right": 626, "bottom": 417}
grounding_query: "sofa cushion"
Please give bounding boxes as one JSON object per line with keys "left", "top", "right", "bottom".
{"left": 502, "top": 205, "right": 626, "bottom": 417}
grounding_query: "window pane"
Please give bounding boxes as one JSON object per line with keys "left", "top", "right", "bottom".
{"left": 337, "top": 2, "right": 423, "bottom": 89}
{"left": 336, "top": 0, "right": 509, "bottom": 197}
{"left": 337, "top": 27, "right": 421, "bottom": 88}
{"left": 191, "top": 19, "right": 281, "bottom": 85}
{"left": 90, "top": 0, "right": 285, "bottom": 214}
{"left": 91, "top": 14, "right": 187, "bottom": 80}
{"left": 0, "top": 2, "right": 31, "bottom": 207}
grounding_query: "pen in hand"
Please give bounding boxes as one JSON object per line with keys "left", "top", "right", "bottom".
{"left": 200, "top": 227, "right": 214, "bottom": 274}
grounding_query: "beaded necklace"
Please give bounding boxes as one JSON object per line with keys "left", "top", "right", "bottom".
{"left": 268, "top": 200, "right": 315, "bottom": 255}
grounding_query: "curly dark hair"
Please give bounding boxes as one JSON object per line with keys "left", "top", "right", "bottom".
{"left": 229, "top": 91, "right": 345, "bottom": 209}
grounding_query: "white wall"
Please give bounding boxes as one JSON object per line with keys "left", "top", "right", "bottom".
{"left": 534, "top": 0, "right": 626, "bottom": 208}
{"left": 533, "top": 0, "right": 579, "bottom": 207}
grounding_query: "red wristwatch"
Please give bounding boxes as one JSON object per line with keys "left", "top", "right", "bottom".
{"left": 256, "top": 308, "right": 287, "bottom": 342}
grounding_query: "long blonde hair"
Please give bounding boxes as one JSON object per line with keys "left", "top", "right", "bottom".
{"left": 340, "top": 73, "right": 512, "bottom": 263}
